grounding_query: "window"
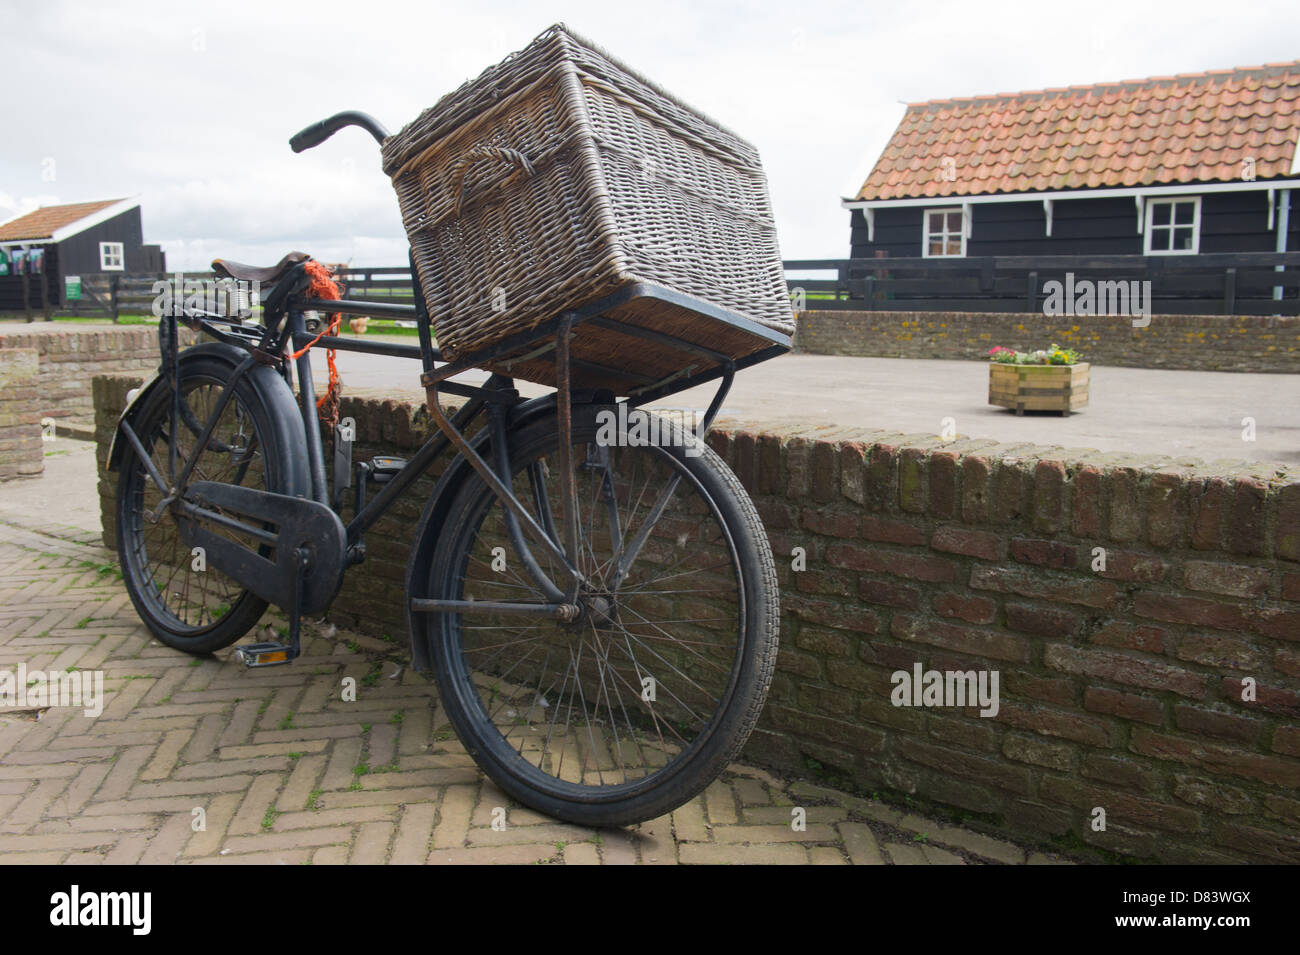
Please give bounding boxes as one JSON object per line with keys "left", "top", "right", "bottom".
{"left": 99, "top": 241, "right": 124, "bottom": 271}
{"left": 1144, "top": 198, "right": 1200, "bottom": 254}
{"left": 923, "top": 208, "right": 965, "bottom": 257}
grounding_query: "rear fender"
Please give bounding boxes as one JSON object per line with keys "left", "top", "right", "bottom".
{"left": 105, "top": 342, "right": 310, "bottom": 501}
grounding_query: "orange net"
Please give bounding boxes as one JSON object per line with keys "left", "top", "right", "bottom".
{"left": 288, "top": 260, "right": 342, "bottom": 427}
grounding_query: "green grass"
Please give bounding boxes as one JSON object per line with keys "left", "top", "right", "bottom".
{"left": 261, "top": 807, "right": 281, "bottom": 831}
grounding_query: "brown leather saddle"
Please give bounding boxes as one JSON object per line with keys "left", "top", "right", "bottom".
{"left": 211, "top": 250, "right": 311, "bottom": 284}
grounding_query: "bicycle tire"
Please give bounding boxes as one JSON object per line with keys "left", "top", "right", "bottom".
{"left": 425, "top": 405, "right": 779, "bottom": 827}
{"left": 115, "top": 350, "right": 303, "bottom": 654}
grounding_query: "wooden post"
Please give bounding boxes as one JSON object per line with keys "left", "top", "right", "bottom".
{"left": 1223, "top": 267, "right": 1236, "bottom": 315}
{"left": 42, "top": 271, "right": 53, "bottom": 321}
{"left": 21, "top": 268, "right": 32, "bottom": 323}
{"left": 109, "top": 275, "right": 120, "bottom": 323}
{"left": 1026, "top": 271, "right": 1038, "bottom": 313}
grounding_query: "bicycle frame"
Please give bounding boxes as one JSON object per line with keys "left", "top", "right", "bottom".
{"left": 120, "top": 252, "right": 785, "bottom": 628}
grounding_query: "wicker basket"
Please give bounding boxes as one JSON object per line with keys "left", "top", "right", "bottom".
{"left": 381, "top": 24, "right": 793, "bottom": 392}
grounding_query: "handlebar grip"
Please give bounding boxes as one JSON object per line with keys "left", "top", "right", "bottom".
{"left": 289, "top": 111, "right": 391, "bottom": 153}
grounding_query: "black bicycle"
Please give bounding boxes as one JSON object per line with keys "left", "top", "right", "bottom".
{"left": 109, "top": 112, "right": 789, "bottom": 827}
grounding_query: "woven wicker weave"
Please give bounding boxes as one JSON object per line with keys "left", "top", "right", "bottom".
{"left": 382, "top": 25, "right": 792, "bottom": 387}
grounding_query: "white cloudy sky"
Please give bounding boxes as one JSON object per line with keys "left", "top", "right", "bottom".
{"left": 2, "top": 0, "right": 1298, "bottom": 270}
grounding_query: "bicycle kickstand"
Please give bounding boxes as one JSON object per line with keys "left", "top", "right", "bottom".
{"left": 234, "top": 546, "right": 311, "bottom": 668}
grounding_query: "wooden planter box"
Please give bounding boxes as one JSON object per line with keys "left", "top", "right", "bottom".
{"left": 989, "top": 362, "right": 1089, "bottom": 416}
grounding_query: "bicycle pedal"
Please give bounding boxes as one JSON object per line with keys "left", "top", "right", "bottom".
{"left": 368, "top": 456, "right": 407, "bottom": 484}
{"left": 234, "top": 642, "right": 296, "bottom": 668}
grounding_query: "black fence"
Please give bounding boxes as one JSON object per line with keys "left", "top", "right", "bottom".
{"left": 19, "top": 252, "right": 1300, "bottom": 322}
{"left": 785, "top": 252, "right": 1300, "bottom": 315}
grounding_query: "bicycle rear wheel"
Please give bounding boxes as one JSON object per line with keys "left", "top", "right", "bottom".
{"left": 426, "top": 405, "right": 779, "bottom": 827}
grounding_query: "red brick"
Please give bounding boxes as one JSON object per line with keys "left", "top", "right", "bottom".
{"left": 1229, "top": 478, "right": 1269, "bottom": 557}
{"left": 1183, "top": 560, "right": 1271, "bottom": 598}
{"left": 1094, "top": 549, "right": 1166, "bottom": 582}
{"left": 994, "top": 701, "right": 1112, "bottom": 747}
{"left": 800, "top": 508, "right": 858, "bottom": 539}
{"left": 931, "top": 526, "right": 1001, "bottom": 560}
{"left": 1045, "top": 644, "right": 1206, "bottom": 698}
{"left": 1171, "top": 775, "right": 1254, "bottom": 814}
{"left": 895, "top": 739, "right": 1034, "bottom": 795}
{"left": 1032, "top": 460, "right": 1066, "bottom": 534}
{"left": 784, "top": 595, "right": 882, "bottom": 634}
{"left": 860, "top": 516, "right": 925, "bottom": 546}
{"left": 731, "top": 431, "right": 758, "bottom": 493}
{"left": 929, "top": 451, "right": 959, "bottom": 520}
{"left": 1252, "top": 606, "right": 1300, "bottom": 641}
{"left": 1039, "top": 776, "right": 1201, "bottom": 833}
{"left": 991, "top": 456, "right": 1031, "bottom": 523}
{"left": 782, "top": 435, "right": 808, "bottom": 499}
{"left": 1278, "top": 484, "right": 1300, "bottom": 562}
{"left": 1009, "top": 537, "right": 1077, "bottom": 569}
{"left": 839, "top": 441, "right": 867, "bottom": 505}
{"left": 892, "top": 613, "right": 1031, "bottom": 662}
{"left": 1089, "top": 622, "right": 1165, "bottom": 653}
{"left": 756, "top": 434, "right": 782, "bottom": 495}
{"left": 1106, "top": 467, "right": 1142, "bottom": 542}
{"left": 1282, "top": 573, "right": 1300, "bottom": 602}
{"left": 1133, "top": 592, "right": 1251, "bottom": 632}
{"left": 961, "top": 455, "right": 991, "bottom": 524}
{"left": 1173, "top": 633, "right": 1265, "bottom": 672}
{"left": 970, "top": 565, "right": 1118, "bottom": 609}
{"left": 1145, "top": 470, "right": 1187, "bottom": 548}
{"left": 863, "top": 443, "right": 899, "bottom": 511}
{"left": 898, "top": 447, "right": 927, "bottom": 513}
{"left": 1082, "top": 754, "right": 1164, "bottom": 793}
{"left": 1071, "top": 466, "right": 1103, "bottom": 538}
{"left": 1273, "top": 726, "right": 1300, "bottom": 758}
{"left": 1130, "top": 727, "right": 1300, "bottom": 787}
{"left": 1004, "top": 602, "right": 1080, "bottom": 637}
{"left": 1219, "top": 677, "right": 1300, "bottom": 717}
{"left": 826, "top": 542, "right": 958, "bottom": 582}
{"left": 1174, "top": 704, "right": 1263, "bottom": 744}
{"left": 858, "top": 576, "right": 922, "bottom": 610}
{"left": 1084, "top": 687, "right": 1164, "bottom": 725}
{"left": 1188, "top": 477, "right": 1227, "bottom": 550}
{"left": 1214, "top": 822, "right": 1300, "bottom": 864}
{"left": 1275, "top": 648, "right": 1300, "bottom": 678}
{"left": 810, "top": 440, "right": 840, "bottom": 504}
{"left": 933, "top": 592, "right": 997, "bottom": 624}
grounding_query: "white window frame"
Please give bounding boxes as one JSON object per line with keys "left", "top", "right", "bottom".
{"left": 99, "top": 241, "right": 125, "bottom": 271}
{"left": 922, "top": 207, "right": 967, "bottom": 258}
{"left": 1143, "top": 197, "right": 1201, "bottom": 255}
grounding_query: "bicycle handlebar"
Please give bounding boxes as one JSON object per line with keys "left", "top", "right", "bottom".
{"left": 289, "top": 111, "right": 390, "bottom": 153}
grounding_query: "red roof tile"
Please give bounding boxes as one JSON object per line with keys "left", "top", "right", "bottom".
{"left": 0, "top": 199, "right": 126, "bottom": 241}
{"left": 855, "top": 62, "right": 1300, "bottom": 201}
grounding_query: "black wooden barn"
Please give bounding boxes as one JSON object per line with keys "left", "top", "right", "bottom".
{"left": 844, "top": 61, "right": 1300, "bottom": 262}
{"left": 0, "top": 198, "right": 165, "bottom": 313}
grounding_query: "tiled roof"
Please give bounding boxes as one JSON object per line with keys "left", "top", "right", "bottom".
{"left": 0, "top": 199, "right": 126, "bottom": 241}
{"left": 855, "top": 62, "right": 1300, "bottom": 201}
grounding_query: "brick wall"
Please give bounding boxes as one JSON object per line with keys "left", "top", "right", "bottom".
{"left": 0, "top": 348, "right": 43, "bottom": 481}
{"left": 795, "top": 310, "right": 1300, "bottom": 372}
{"left": 93, "top": 373, "right": 1300, "bottom": 863}
{"left": 0, "top": 325, "right": 162, "bottom": 421}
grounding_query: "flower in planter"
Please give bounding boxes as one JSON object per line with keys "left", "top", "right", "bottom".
{"left": 987, "top": 344, "right": 1081, "bottom": 365}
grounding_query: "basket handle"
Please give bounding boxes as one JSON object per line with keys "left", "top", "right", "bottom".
{"left": 447, "top": 145, "right": 536, "bottom": 216}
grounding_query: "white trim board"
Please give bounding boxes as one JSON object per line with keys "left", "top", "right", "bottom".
{"left": 843, "top": 180, "right": 1295, "bottom": 210}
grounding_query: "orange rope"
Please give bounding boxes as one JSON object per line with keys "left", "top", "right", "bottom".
{"left": 288, "top": 260, "right": 342, "bottom": 426}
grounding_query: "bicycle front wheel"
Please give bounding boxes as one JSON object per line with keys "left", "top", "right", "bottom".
{"left": 425, "top": 405, "right": 779, "bottom": 827}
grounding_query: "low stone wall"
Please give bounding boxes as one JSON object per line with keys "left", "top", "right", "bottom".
{"left": 0, "top": 348, "right": 42, "bottom": 481}
{"left": 93, "top": 372, "right": 1300, "bottom": 863}
{"left": 795, "top": 310, "right": 1300, "bottom": 372}
{"left": 0, "top": 325, "right": 160, "bottom": 421}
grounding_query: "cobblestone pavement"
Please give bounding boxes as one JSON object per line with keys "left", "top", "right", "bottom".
{"left": 0, "top": 461, "right": 1075, "bottom": 865}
